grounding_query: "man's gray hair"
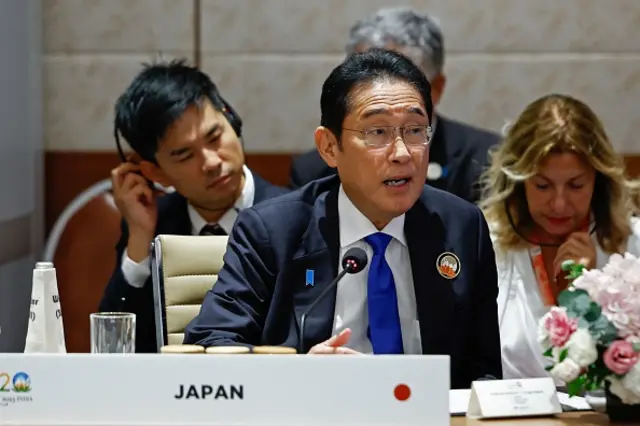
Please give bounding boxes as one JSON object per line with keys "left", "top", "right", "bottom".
{"left": 345, "top": 7, "right": 444, "bottom": 80}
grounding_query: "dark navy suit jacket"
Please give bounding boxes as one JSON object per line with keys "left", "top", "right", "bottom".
{"left": 289, "top": 116, "right": 500, "bottom": 204}
{"left": 184, "top": 175, "right": 502, "bottom": 389}
{"left": 98, "top": 172, "right": 289, "bottom": 353}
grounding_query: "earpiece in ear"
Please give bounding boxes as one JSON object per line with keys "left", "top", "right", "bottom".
{"left": 113, "top": 123, "right": 155, "bottom": 189}
{"left": 114, "top": 124, "right": 127, "bottom": 163}
{"left": 220, "top": 98, "right": 242, "bottom": 137}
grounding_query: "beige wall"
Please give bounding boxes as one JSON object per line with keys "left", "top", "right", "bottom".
{"left": 44, "top": 0, "right": 640, "bottom": 154}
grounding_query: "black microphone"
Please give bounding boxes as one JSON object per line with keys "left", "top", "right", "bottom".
{"left": 298, "top": 247, "right": 368, "bottom": 354}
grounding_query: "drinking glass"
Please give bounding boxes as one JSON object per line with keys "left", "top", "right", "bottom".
{"left": 90, "top": 312, "right": 136, "bottom": 353}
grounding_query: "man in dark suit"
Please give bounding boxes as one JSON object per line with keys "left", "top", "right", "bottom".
{"left": 185, "top": 50, "right": 502, "bottom": 389}
{"left": 289, "top": 7, "right": 500, "bottom": 203}
{"left": 99, "top": 60, "right": 289, "bottom": 352}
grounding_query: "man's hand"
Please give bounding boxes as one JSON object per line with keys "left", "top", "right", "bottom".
{"left": 553, "top": 232, "right": 596, "bottom": 277}
{"left": 111, "top": 162, "right": 158, "bottom": 262}
{"left": 308, "top": 328, "right": 362, "bottom": 355}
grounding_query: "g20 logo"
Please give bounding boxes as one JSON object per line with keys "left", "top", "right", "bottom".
{"left": 0, "top": 372, "right": 31, "bottom": 393}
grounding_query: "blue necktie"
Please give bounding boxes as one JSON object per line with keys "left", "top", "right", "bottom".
{"left": 364, "top": 232, "right": 404, "bottom": 354}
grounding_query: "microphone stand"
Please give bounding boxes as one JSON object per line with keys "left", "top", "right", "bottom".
{"left": 298, "top": 267, "right": 351, "bottom": 354}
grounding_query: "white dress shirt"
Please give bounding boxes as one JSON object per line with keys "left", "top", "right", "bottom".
{"left": 332, "top": 185, "right": 422, "bottom": 354}
{"left": 121, "top": 165, "right": 255, "bottom": 288}
{"left": 497, "top": 217, "right": 640, "bottom": 380}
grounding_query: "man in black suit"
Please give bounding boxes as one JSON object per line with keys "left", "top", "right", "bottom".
{"left": 289, "top": 7, "right": 500, "bottom": 203}
{"left": 99, "top": 60, "right": 289, "bottom": 352}
{"left": 185, "top": 50, "right": 502, "bottom": 389}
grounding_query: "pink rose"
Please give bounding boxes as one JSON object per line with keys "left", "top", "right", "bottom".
{"left": 604, "top": 339, "right": 640, "bottom": 375}
{"left": 544, "top": 307, "right": 578, "bottom": 347}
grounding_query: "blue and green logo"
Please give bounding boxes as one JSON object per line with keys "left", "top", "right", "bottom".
{"left": 12, "top": 372, "right": 31, "bottom": 393}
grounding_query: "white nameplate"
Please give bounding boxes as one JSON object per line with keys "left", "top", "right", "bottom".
{"left": 466, "top": 378, "right": 561, "bottom": 419}
{"left": 0, "top": 354, "right": 450, "bottom": 426}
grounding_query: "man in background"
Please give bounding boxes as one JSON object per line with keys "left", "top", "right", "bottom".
{"left": 289, "top": 7, "right": 499, "bottom": 203}
{"left": 99, "top": 60, "right": 289, "bottom": 352}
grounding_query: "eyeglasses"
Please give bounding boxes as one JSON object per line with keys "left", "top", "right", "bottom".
{"left": 342, "top": 125, "right": 433, "bottom": 148}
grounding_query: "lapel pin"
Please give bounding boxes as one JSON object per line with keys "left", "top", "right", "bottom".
{"left": 305, "top": 269, "right": 315, "bottom": 287}
{"left": 427, "top": 162, "right": 443, "bottom": 180}
{"left": 436, "top": 252, "right": 460, "bottom": 279}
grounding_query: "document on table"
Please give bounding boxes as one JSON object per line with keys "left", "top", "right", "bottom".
{"left": 449, "top": 389, "right": 592, "bottom": 415}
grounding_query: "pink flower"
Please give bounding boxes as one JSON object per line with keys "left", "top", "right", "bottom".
{"left": 597, "top": 287, "right": 640, "bottom": 338}
{"left": 604, "top": 339, "right": 640, "bottom": 376}
{"left": 574, "top": 253, "right": 640, "bottom": 339}
{"left": 544, "top": 307, "right": 578, "bottom": 347}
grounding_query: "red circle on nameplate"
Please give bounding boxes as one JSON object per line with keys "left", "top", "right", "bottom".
{"left": 394, "top": 384, "right": 411, "bottom": 401}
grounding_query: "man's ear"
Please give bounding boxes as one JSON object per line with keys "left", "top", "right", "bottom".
{"left": 139, "top": 161, "right": 171, "bottom": 187}
{"left": 314, "top": 126, "right": 339, "bottom": 168}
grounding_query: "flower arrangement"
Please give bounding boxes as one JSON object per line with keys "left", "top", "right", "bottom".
{"left": 538, "top": 253, "right": 640, "bottom": 405}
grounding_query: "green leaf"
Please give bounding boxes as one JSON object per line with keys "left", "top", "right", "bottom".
{"left": 633, "top": 342, "right": 640, "bottom": 353}
{"left": 567, "top": 375, "right": 587, "bottom": 397}
{"left": 584, "top": 302, "right": 602, "bottom": 322}
{"left": 545, "top": 365, "right": 554, "bottom": 371}
{"left": 585, "top": 380, "right": 598, "bottom": 391}
{"left": 559, "top": 348, "right": 569, "bottom": 362}
{"left": 543, "top": 347, "right": 553, "bottom": 358}
{"left": 559, "top": 290, "right": 592, "bottom": 317}
{"left": 584, "top": 373, "right": 605, "bottom": 392}
{"left": 578, "top": 317, "right": 590, "bottom": 329}
{"left": 557, "top": 288, "right": 589, "bottom": 307}
{"left": 589, "top": 316, "right": 618, "bottom": 344}
{"left": 569, "top": 264, "right": 586, "bottom": 276}
{"left": 561, "top": 259, "right": 577, "bottom": 271}
{"left": 586, "top": 348, "right": 612, "bottom": 388}
{"left": 562, "top": 261, "right": 586, "bottom": 283}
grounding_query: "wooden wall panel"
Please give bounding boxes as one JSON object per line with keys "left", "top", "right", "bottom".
{"left": 52, "top": 196, "right": 121, "bottom": 352}
{"left": 44, "top": 152, "right": 294, "bottom": 233}
{"left": 45, "top": 151, "right": 640, "bottom": 234}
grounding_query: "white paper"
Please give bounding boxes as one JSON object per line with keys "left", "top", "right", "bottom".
{"left": 449, "top": 389, "right": 471, "bottom": 415}
{"left": 450, "top": 389, "right": 592, "bottom": 415}
{"left": 24, "top": 263, "right": 67, "bottom": 353}
{"left": 557, "top": 392, "right": 592, "bottom": 410}
{"left": 466, "top": 378, "right": 562, "bottom": 419}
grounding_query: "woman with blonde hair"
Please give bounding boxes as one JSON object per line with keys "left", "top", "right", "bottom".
{"left": 480, "top": 93, "right": 640, "bottom": 379}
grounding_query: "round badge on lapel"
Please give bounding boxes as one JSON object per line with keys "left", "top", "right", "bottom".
{"left": 436, "top": 252, "right": 460, "bottom": 279}
{"left": 427, "top": 163, "right": 443, "bottom": 180}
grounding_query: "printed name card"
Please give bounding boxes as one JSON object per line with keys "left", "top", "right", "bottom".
{"left": 0, "top": 353, "right": 451, "bottom": 426}
{"left": 466, "top": 377, "right": 562, "bottom": 419}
